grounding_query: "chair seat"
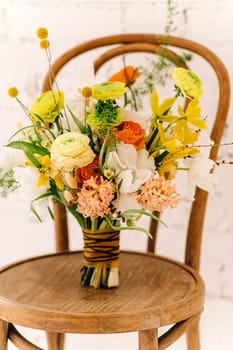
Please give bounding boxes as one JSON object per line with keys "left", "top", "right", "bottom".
{"left": 0, "top": 251, "right": 205, "bottom": 334}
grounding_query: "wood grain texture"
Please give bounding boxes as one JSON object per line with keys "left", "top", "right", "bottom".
{"left": 46, "top": 331, "right": 65, "bottom": 350}
{"left": 8, "top": 324, "right": 43, "bottom": 350}
{"left": 0, "top": 251, "right": 204, "bottom": 334}
{"left": 0, "top": 320, "right": 8, "bottom": 350}
{"left": 139, "top": 328, "right": 158, "bottom": 350}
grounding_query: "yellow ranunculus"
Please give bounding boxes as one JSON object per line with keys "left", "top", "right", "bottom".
{"left": 92, "top": 82, "right": 128, "bottom": 100}
{"left": 50, "top": 132, "right": 96, "bottom": 170}
{"left": 171, "top": 67, "right": 202, "bottom": 99}
{"left": 30, "top": 90, "right": 64, "bottom": 123}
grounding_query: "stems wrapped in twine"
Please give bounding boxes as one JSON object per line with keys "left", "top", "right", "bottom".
{"left": 81, "top": 228, "right": 120, "bottom": 289}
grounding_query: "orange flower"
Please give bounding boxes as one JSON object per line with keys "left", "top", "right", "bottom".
{"left": 137, "top": 177, "right": 181, "bottom": 213}
{"left": 114, "top": 121, "right": 146, "bottom": 149}
{"left": 77, "top": 176, "right": 115, "bottom": 220}
{"left": 76, "top": 156, "right": 100, "bottom": 184}
{"left": 108, "top": 66, "right": 140, "bottom": 85}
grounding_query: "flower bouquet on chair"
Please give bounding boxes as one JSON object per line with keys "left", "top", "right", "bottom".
{"left": 0, "top": 28, "right": 217, "bottom": 288}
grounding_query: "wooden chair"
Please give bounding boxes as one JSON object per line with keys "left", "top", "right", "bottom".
{"left": 0, "top": 34, "right": 230, "bottom": 350}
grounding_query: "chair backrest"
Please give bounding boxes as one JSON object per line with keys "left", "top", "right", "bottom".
{"left": 42, "top": 34, "right": 230, "bottom": 271}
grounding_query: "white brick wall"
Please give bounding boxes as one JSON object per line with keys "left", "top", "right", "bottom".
{"left": 0, "top": 0, "right": 233, "bottom": 348}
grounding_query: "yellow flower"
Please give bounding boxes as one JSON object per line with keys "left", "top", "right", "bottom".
{"left": 36, "top": 27, "right": 48, "bottom": 39}
{"left": 50, "top": 132, "right": 96, "bottom": 170}
{"left": 8, "top": 86, "right": 18, "bottom": 98}
{"left": 39, "top": 39, "right": 50, "bottom": 49}
{"left": 174, "top": 120, "right": 200, "bottom": 145}
{"left": 81, "top": 86, "right": 92, "bottom": 98}
{"left": 171, "top": 67, "right": 203, "bottom": 99}
{"left": 177, "top": 98, "right": 207, "bottom": 130}
{"left": 150, "top": 90, "right": 176, "bottom": 119}
{"left": 92, "top": 82, "right": 128, "bottom": 100}
{"left": 30, "top": 90, "right": 64, "bottom": 123}
{"left": 37, "top": 155, "right": 64, "bottom": 190}
{"left": 158, "top": 158, "right": 178, "bottom": 179}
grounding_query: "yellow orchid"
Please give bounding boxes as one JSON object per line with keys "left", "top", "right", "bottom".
{"left": 150, "top": 90, "right": 177, "bottom": 121}
{"left": 37, "top": 155, "right": 64, "bottom": 190}
{"left": 177, "top": 98, "right": 207, "bottom": 130}
{"left": 158, "top": 157, "right": 178, "bottom": 179}
{"left": 174, "top": 119, "right": 200, "bottom": 145}
{"left": 157, "top": 146, "right": 199, "bottom": 179}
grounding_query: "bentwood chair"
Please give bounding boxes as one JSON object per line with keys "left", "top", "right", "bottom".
{"left": 0, "top": 34, "right": 230, "bottom": 350}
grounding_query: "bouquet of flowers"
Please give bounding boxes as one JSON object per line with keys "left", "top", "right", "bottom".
{"left": 0, "top": 28, "right": 217, "bottom": 288}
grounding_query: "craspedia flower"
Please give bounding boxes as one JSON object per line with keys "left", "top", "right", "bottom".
{"left": 36, "top": 27, "right": 48, "bottom": 39}
{"left": 8, "top": 86, "right": 18, "bottom": 98}
{"left": 137, "top": 177, "right": 181, "bottom": 213}
{"left": 81, "top": 86, "right": 92, "bottom": 98}
{"left": 39, "top": 39, "right": 50, "bottom": 49}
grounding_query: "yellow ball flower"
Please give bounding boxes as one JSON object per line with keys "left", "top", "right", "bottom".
{"left": 39, "top": 39, "right": 50, "bottom": 49}
{"left": 81, "top": 86, "right": 92, "bottom": 98}
{"left": 36, "top": 27, "right": 48, "bottom": 39}
{"left": 8, "top": 87, "right": 18, "bottom": 98}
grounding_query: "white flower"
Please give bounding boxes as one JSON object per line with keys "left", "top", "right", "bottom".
{"left": 121, "top": 108, "right": 149, "bottom": 130}
{"left": 107, "top": 143, "right": 154, "bottom": 193}
{"left": 11, "top": 166, "right": 50, "bottom": 220}
{"left": 184, "top": 135, "right": 218, "bottom": 201}
{"left": 65, "top": 93, "right": 96, "bottom": 127}
{"left": 0, "top": 146, "right": 25, "bottom": 170}
{"left": 114, "top": 192, "right": 141, "bottom": 212}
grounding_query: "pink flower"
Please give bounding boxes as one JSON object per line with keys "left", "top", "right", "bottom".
{"left": 77, "top": 176, "right": 115, "bottom": 220}
{"left": 137, "top": 177, "right": 180, "bottom": 213}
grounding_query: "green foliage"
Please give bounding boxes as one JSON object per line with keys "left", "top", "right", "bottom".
{"left": 0, "top": 167, "right": 19, "bottom": 197}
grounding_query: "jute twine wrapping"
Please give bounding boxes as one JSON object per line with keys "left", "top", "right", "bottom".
{"left": 82, "top": 228, "right": 120, "bottom": 269}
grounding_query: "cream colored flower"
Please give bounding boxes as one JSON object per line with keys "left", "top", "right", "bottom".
{"left": 50, "top": 132, "right": 95, "bottom": 170}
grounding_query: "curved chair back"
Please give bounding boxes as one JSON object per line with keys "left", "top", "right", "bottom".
{"left": 42, "top": 34, "right": 230, "bottom": 271}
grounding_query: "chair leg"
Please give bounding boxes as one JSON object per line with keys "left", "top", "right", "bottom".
{"left": 186, "top": 319, "right": 200, "bottom": 350}
{"left": 0, "top": 320, "right": 8, "bottom": 350}
{"left": 46, "top": 332, "right": 65, "bottom": 350}
{"left": 139, "top": 329, "right": 158, "bottom": 350}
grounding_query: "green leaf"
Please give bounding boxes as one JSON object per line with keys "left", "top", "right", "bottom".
{"left": 67, "top": 106, "right": 89, "bottom": 134}
{"left": 7, "top": 141, "right": 50, "bottom": 156}
{"left": 30, "top": 191, "right": 54, "bottom": 222}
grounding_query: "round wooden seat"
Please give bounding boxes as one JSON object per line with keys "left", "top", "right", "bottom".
{"left": 0, "top": 251, "right": 204, "bottom": 334}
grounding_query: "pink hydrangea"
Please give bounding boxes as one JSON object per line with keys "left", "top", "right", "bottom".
{"left": 137, "top": 177, "right": 181, "bottom": 213}
{"left": 77, "top": 176, "right": 115, "bottom": 220}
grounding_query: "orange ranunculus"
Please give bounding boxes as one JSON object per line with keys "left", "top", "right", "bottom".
{"left": 76, "top": 156, "right": 100, "bottom": 184}
{"left": 113, "top": 121, "right": 146, "bottom": 149}
{"left": 108, "top": 66, "right": 140, "bottom": 85}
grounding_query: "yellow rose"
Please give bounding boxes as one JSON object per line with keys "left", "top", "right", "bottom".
{"left": 50, "top": 132, "right": 95, "bottom": 170}
{"left": 30, "top": 90, "right": 64, "bottom": 123}
{"left": 171, "top": 67, "right": 202, "bottom": 99}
